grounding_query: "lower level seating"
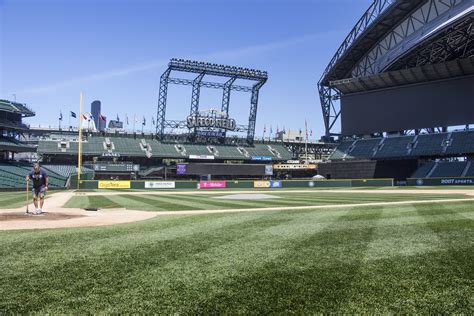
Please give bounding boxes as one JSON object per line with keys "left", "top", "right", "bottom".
{"left": 430, "top": 161, "right": 468, "bottom": 178}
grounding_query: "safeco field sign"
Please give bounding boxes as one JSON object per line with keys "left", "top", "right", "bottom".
{"left": 98, "top": 181, "right": 131, "bottom": 189}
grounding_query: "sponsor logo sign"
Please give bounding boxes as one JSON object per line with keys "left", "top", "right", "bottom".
{"left": 251, "top": 156, "right": 272, "bottom": 161}
{"left": 101, "top": 152, "right": 121, "bottom": 157}
{"left": 253, "top": 181, "right": 282, "bottom": 188}
{"left": 196, "top": 131, "right": 225, "bottom": 138}
{"left": 98, "top": 181, "right": 131, "bottom": 189}
{"left": 189, "top": 155, "right": 215, "bottom": 160}
{"left": 145, "top": 181, "right": 175, "bottom": 189}
{"left": 254, "top": 181, "right": 270, "bottom": 188}
{"left": 273, "top": 164, "right": 317, "bottom": 170}
{"left": 187, "top": 116, "right": 236, "bottom": 131}
{"left": 270, "top": 181, "right": 282, "bottom": 188}
{"left": 440, "top": 178, "right": 474, "bottom": 185}
{"left": 176, "top": 164, "right": 187, "bottom": 175}
{"left": 200, "top": 181, "right": 227, "bottom": 189}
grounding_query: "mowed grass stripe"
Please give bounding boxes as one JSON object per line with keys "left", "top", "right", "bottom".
{"left": 113, "top": 206, "right": 359, "bottom": 314}
{"left": 0, "top": 201, "right": 472, "bottom": 313}
{"left": 346, "top": 202, "right": 473, "bottom": 313}
{"left": 0, "top": 211, "right": 305, "bottom": 313}
{"left": 63, "top": 192, "right": 467, "bottom": 212}
{"left": 185, "top": 207, "right": 384, "bottom": 314}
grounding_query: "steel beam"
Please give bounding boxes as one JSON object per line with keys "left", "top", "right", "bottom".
{"left": 247, "top": 79, "right": 267, "bottom": 143}
{"left": 156, "top": 68, "right": 171, "bottom": 137}
{"left": 167, "top": 77, "right": 252, "bottom": 92}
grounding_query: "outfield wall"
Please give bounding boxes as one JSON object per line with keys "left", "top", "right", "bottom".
{"left": 75, "top": 178, "right": 394, "bottom": 190}
{"left": 407, "top": 177, "right": 474, "bottom": 186}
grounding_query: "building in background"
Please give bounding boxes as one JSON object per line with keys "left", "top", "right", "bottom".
{"left": 108, "top": 120, "right": 124, "bottom": 129}
{"left": 91, "top": 100, "right": 101, "bottom": 130}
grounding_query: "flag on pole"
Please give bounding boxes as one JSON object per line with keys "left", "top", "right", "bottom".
{"left": 310, "top": 129, "right": 313, "bottom": 136}
{"left": 70, "top": 111, "right": 77, "bottom": 118}
{"left": 82, "top": 113, "right": 88, "bottom": 120}
{"left": 299, "top": 128, "right": 302, "bottom": 136}
{"left": 99, "top": 114, "right": 106, "bottom": 121}
{"left": 305, "top": 120, "right": 309, "bottom": 141}
{"left": 142, "top": 117, "right": 146, "bottom": 126}
{"left": 116, "top": 114, "right": 120, "bottom": 122}
{"left": 59, "top": 111, "right": 63, "bottom": 121}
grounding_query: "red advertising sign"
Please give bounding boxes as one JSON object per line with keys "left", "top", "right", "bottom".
{"left": 200, "top": 181, "right": 227, "bottom": 189}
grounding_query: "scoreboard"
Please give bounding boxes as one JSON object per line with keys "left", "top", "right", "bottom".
{"left": 92, "top": 164, "right": 140, "bottom": 172}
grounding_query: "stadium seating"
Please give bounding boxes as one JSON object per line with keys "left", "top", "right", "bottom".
{"left": 411, "top": 162, "right": 436, "bottom": 178}
{"left": 445, "top": 131, "right": 474, "bottom": 155}
{"left": 37, "top": 137, "right": 292, "bottom": 161}
{"left": 429, "top": 161, "right": 468, "bottom": 178}
{"left": 330, "top": 131, "right": 474, "bottom": 161}
{"left": 328, "top": 140, "right": 354, "bottom": 160}
{"left": 42, "top": 165, "right": 93, "bottom": 179}
{"left": 345, "top": 138, "right": 380, "bottom": 160}
{"left": 410, "top": 133, "right": 447, "bottom": 157}
{"left": 411, "top": 161, "right": 472, "bottom": 178}
{"left": 374, "top": 136, "right": 414, "bottom": 158}
{"left": 463, "top": 162, "right": 474, "bottom": 177}
{"left": 0, "top": 163, "right": 94, "bottom": 189}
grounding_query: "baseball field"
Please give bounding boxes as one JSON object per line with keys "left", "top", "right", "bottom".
{"left": 0, "top": 187, "right": 473, "bottom": 313}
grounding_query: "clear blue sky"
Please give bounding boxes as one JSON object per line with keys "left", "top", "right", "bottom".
{"left": 0, "top": 0, "right": 372, "bottom": 139}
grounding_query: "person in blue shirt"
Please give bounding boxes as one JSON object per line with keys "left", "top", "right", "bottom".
{"left": 25, "top": 163, "right": 49, "bottom": 214}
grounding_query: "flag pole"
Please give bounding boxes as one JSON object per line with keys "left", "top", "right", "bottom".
{"left": 305, "top": 120, "right": 308, "bottom": 161}
{"left": 77, "top": 93, "right": 83, "bottom": 190}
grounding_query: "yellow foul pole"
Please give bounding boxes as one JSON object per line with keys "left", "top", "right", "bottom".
{"left": 77, "top": 92, "right": 83, "bottom": 190}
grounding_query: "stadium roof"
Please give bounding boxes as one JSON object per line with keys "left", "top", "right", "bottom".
{"left": 320, "top": 0, "right": 426, "bottom": 85}
{"left": 0, "top": 99, "right": 35, "bottom": 117}
{"left": 332, "top": 56, "right": 474, "bottom": 94}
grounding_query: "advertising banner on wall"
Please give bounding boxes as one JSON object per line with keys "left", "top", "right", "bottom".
{"left": 98, "top": 181, "right": 131, "bottom": 189}
{"left": 189, "top": 155, "right": 215, "bottom": 160}
{"left": 265, "top": 165, "right": 273, "bottom": 176}
{"left": 251, "top": 156, "right": 272, "bottom": 161}
{"left": 409, "top": 177, "right": 474, "bottom": 186}
{"left": 200, "top": 181, "right": 227, "bottom": 189}
{"left": 176, "top": 164, "right": 187, "bottom": 175}
{"left": 254, "top": 181, "right": 271, "bottom": 188}
{"left": 273, "top": 164, "right": 317, "bottom": 170}
{"left": 144, "top": 181, "right": 176, "bottom": 189}
{"left": 253, "top": 181, "right": 282, "bottom": 188}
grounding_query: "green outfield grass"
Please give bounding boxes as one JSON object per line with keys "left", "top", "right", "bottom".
{"left": 0, "top": 191, "right": 56, "bottom": 209}
{"left": 0, "top": 191, "right": 28, "bottom": 209}
{"left": 0, "top": 198, "right": 472, "bottom": 314}
{"left": 64, "top": 191, "right": 469, "bottom": 211}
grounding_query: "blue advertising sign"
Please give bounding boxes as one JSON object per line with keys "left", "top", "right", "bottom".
{"left": 270, "top": 181, "right": 282, "bottom": 188}
{"left": 251, "top": 156, "right": 272, "bottom": 161}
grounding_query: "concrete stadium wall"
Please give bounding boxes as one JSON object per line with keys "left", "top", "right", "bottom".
{"left": 77, "top": 179, "right": 394, "bottom": 190}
